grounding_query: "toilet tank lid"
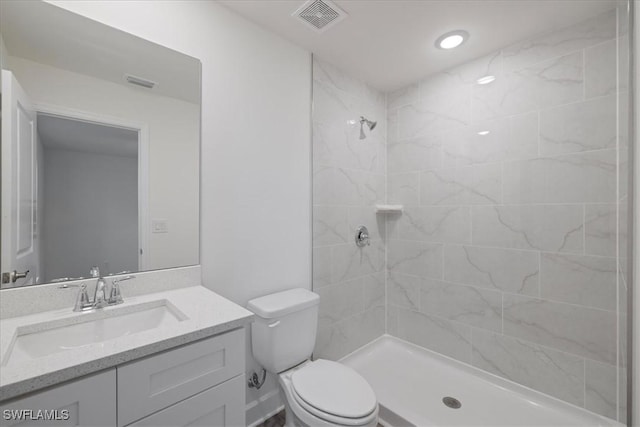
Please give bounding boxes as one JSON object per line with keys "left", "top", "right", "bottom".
{"left": 247, "top": 288, "right": 319, "bottom": 319}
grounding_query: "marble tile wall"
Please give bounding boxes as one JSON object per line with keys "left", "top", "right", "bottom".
{"left": 616, "top": 2, "right": 631, "bottom": 423}
{"left": 312, "top": 58, "right": 386, "bottom": 361}
{"left": 386, "top": 9, "right": 627, "bottom": 421}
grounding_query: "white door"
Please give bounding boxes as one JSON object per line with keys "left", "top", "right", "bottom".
{"left": 1, "top": 70, "right": 39, "bottom": 287}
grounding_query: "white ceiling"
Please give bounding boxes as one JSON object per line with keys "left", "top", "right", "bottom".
{"left": 1, "top": 0, "right": 201, "bottom": 104}
{"left": 38, "top": 114, "right": 138, "bottom": 158}
{"left": 220, "top": 0, "right": 616, "bottom": 92}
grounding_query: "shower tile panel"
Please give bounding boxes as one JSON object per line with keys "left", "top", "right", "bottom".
{"left": 441, "top": 112, "right": 538, "bottom": 168}
{"left": 442, "top": 51, "right": 503, "bottom": 86}
{"left": 419, "top": 163, "right": 502, "bottom": 206}
{"left": 443, "top": 245, "right": 539, "bottom": 296}
{"left": 472, "top": 75, "right": 527, "bottom": 122}
{"left": 540, "top": 253, "right": 617, "bottom": 310}
{"left": 388, "top": 173, "right": 420, "bottom": 205}
{"left": 584, "top": 39, "right": 617, "bottom": 98}
{"left": 584, "top": 359, "right": 618, "bottom": 420}
{"left": 317, "top": 278, "right": 366, "bottom": 324}
{"left": 539, "top": 94, "right": 617, "bottom": 156}
{"left": 313, "top": 206, "right": 349, "bottom": 246}
{"left": 398, "top": 92, "right": 470, "bottom": 140}
{"left": 387, "top": 240, "right": 443, "bottom": 279}
{"left": 471, "top": 329, "right": 585, "bottom": 406}
{"left": 312, "top": 246, "right": 332, "bottom": 288}
{"left": 471, "top": 205, "right": 584, "bottom": 253}
{"left": 363, "top": 273, "right": 385, "bottom": 310}
{"left": 395, "top": 206, "right": 471, "bottom": 244}
{"left": 584, "top": 204, "right": 616, "bottom": 256}
{"left": 313, "top": 166, "right": 384, "bottom": 206}
{"left": 503, "top": 294, "right": 617, "bottom": 364}
{"left": 501, "top": 9, "right": 615, "bottom": 72}
{"left": 387, "top": 272, "right": 421, "bottom": 310}
{"left": 419, "top": 279, "right": 502, "bottom": 333}
{"left": 313, "top": 77, "right": 356, "bottom": 128}
{"left": 395, "top": 308, "right": 472, "bottom": 363}
{"left": 330, "top": 241, "right": 385, "bottom": 284}
{"left": 502, "top": 149, "right": 616, "bottom": 204}
{"left": 472, "top": 52, "right": 584, "bottom": 122}
{"left": 387, "top": 110, "right": 399, "bottom": 144}
{"left": 523, "top": 51, "right": 585, "bottom": 110}
{"left": 387, "top": 135, "right": 441, "bottom": 173}
{"left": 314, "top": 59, "right": 366, "bottom": 99}
{"left": 313, "top": 121, "right": 378, "bottom": 172}
{"left": 314, "top": 306, "right": 385, "bottom": 361}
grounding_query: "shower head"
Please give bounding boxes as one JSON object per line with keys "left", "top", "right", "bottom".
{"left": 359, "top": 116, "right": 377, "bottom": 140}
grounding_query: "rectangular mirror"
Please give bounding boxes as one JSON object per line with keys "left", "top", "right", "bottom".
{"left": 0, "top": 1, "right": 201, "bottom": 288}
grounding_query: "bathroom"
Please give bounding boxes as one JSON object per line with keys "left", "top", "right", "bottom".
{"left": 0, "top": 0, "right": 637, "bottom": 426}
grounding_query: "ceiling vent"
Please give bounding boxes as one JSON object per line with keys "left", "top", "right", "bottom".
{"left": 293, "top": 0, "right": 347, "bottom": 33}
{"left": 124, "top": 74, "right": 157, "bottom": 89}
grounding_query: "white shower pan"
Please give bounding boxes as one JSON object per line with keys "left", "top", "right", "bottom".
{"left": 341, "top": 335, "right": 622, "bottom": 427}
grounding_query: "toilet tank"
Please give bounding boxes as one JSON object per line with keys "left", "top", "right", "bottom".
{"left": 247, "top": 288, "right": 319, "bottom": 373}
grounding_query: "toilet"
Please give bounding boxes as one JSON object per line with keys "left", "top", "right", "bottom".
{"left": 247, "top": 288, "right": 379, "bottom": 427}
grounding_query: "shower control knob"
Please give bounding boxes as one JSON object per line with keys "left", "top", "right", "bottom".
{"left": 355, "top": 225, "right": 370, "bottom": 247}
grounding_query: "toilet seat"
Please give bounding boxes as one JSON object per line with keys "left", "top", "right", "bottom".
{"left": 287, "top": 359, "right": 378, "bottom": 426}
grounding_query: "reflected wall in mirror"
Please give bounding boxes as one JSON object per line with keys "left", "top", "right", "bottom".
{"left": 0, "top": 1, "right": 201, "bottom": 288}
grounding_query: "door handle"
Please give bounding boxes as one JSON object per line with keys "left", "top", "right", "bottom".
{"left": 2, "top": 270, "right": 30, "bottom": 283}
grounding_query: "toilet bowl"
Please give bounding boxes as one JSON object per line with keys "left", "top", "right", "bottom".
{"left": 247, "top": 288, "right": 379, "bottom": 427}
{"left": 278, "top": 359, "right": 378, "bottom": 427}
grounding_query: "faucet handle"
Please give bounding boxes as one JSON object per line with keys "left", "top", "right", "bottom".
{"left": 73, "top": 284, "right": 91, "bottom": 312}
{"left": 109, "top": 275, "right": 134, "bottom": 304}
{"left": 109, "top": 282, "right": 124, "bottom": 305}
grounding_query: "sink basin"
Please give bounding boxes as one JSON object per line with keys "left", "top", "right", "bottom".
{"left": 3, "top": 300, "right": 187, "bottom": 366}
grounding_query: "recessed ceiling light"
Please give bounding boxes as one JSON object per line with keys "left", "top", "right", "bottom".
{"left": 476, "top": 75, "right": 496, "bottom": 85}
{"left": 435, "top": 30, "right": 469, "bottom": 50}
{"left": 477, "top": 130, "right": 490, "bottom": 136}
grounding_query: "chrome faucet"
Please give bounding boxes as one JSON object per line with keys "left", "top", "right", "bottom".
{"left": 90, "top": 266, "right": 108, "bottom": 309}
{"left": 73, "top": 267, "right": 135, "bottom": 312}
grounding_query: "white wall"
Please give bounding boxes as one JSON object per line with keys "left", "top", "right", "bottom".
{"left": 46, "top": 1, "right": 312, "bottom": 424}
{"left": 43, "top": 148, "right": 138, "bottom": 280}
{"left": 8, "top": 56, "right": 200, "bottom": 272}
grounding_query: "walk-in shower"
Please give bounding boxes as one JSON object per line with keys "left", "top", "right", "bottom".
{"left": 311, "top": 1, "right": 634, "bottom": 425}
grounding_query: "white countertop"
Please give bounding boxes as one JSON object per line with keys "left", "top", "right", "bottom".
{"left": 0, "top": 285, "right": 254, "bottom": 401}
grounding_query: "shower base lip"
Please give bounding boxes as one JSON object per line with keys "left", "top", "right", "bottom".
{"left": 341, "top": 334, "right": 621, "bottom": 427}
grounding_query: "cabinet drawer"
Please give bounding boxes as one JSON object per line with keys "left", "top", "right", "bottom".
{"left": 117, "top": 328, "right": 244, "bottom": 426}
{"left": 126, "top": 374, "right": 245, "bottom": 427}
{"left": 0, "top": 369, "right": 116, "bottom": 427}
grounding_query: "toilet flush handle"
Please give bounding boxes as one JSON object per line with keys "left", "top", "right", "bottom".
{"left": 268, "top": 320, "right": 280, "bottom": 328}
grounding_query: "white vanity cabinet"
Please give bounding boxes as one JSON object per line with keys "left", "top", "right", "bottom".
{"left": 0, "top": 329, "right": 246, "bottom": 427}
{"left": 0, "top": 370, "right": 116, "bottom": 427}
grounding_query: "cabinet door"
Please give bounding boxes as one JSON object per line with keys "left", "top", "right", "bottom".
{"left": 0, "top": 369, "right": 116, "bottom": 427}
{"left": 127, "top": 374, "right": 245, "bottom": 427}
{"left": 117, "top": 329, "right": 244, "bottom": 426}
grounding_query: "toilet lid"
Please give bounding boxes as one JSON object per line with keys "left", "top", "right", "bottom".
{"left": 291, "top": 360, "right": 377, "bottom": 419}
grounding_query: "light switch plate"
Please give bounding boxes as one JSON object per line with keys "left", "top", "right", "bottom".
{"left": 152, "top": 219, "right": 169, "bottom": 233}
